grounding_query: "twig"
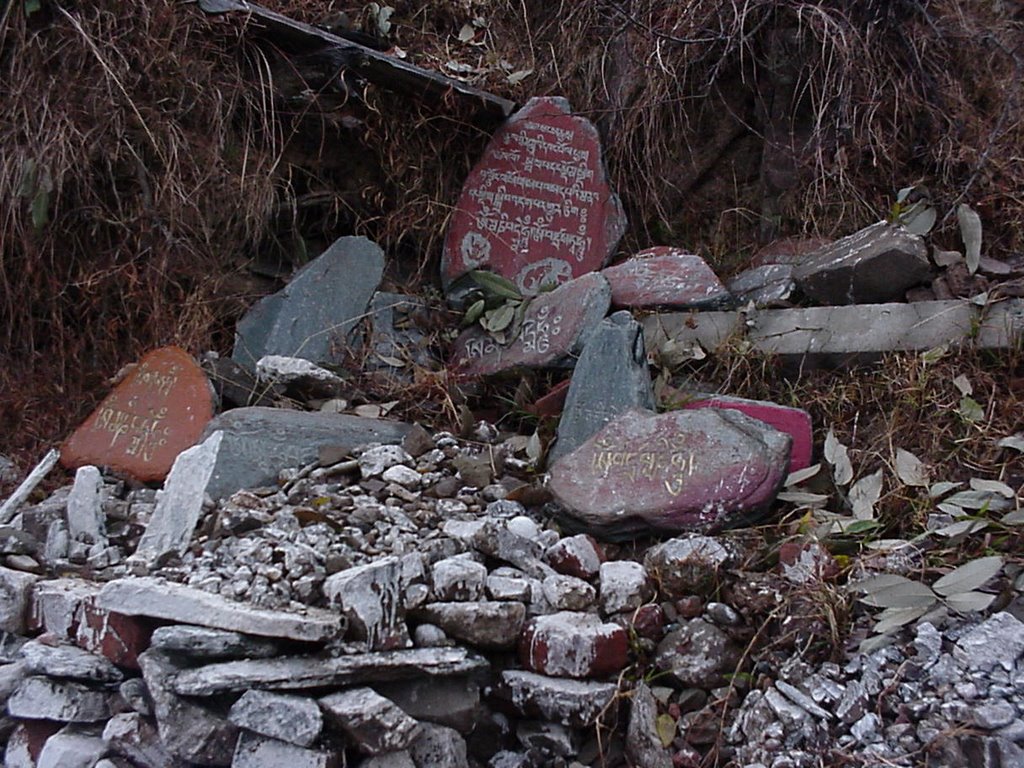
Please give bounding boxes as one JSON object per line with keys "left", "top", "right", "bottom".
{"left": 0, "top": 448, "right": 61, "bottom": 525}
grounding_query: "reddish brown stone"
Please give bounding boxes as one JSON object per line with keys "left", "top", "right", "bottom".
{"left": 549, "top": 408, "right": 791, "bottom": 537}
{"left": 681, "top": 395, "right": 812, "bottom": 473}
{"left": 4, "top": 722, "right": 63, "bottom": 765}
{"left": 519, "top": 611, "right": 628, "bottom": 679}
{"left": 750, "top": 236, "right": 831, "bottom": 268}
{"left": 618, "top": 603, "right": 666, "bottom": 642}
{"left": 527, "top": 378, "right": 571, "bottom": 418}
{"left": 544, "top": 534, "right": 605, "bottom": 580}
{"left": 75, "top": 596, "right": 153, "bottom": 670}
{"left": 442, "top": 97, "right": 626, "bottom": 296}
{"left": 602, "top": 248, "right": 732, "bottom": 309}
{"left": 451, "top": 273, "right": 610, "bottom": 376}
{"left": 60, "top": 347, "right": 214, "bottom": 482}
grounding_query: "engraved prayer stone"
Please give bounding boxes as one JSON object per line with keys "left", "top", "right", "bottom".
{"left": 601, "top": 247, "right": 733, "bottom": 309}
{"left": 442, "top": 96, "right": 626, "bottom": 297}
{"left": 61, "top": 347, "right": 213, "bottom": 483}
{"left": 549, "top": 408, "right": 791, "bottom": 537}
{"left": 451, "top": 273, "right": 611, "bottom": 376}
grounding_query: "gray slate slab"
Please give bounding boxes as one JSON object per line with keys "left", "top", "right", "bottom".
{"left": 149, "top": 625, "right": 279, "bottom": 660}
{"left": 132, "top": 430, "right": 223, "bottom": 567}
{"left": 6, "top": 676, "right": 112, "bottom": 722}
{"left": 170, "top": 647, "right": 488, "bottom": 696}
{"left": 19, "top": 640, "right": 123, "bottom": 683}
{"left": 643, "top": 299, "right": 1024, "bottom": 366}
{"left": 201, "top": 407, "right": 413, "bottom": 499}
{"left": 319, "top": 687, "right": 421, "bottom": 755}
{"left": 549, "top": 310, "right": 654, "bottom": 464}
{"left": 229, "top": 690, "right": 324, "bottom": 747}
{"left": 791, "top": 221, "right": 930, "bottom": 304}
{"left": 233, "top": 235, "right": 385, "bottom": 367}
{"left": 97, "top": 577, "right": 343, "bottom": 642}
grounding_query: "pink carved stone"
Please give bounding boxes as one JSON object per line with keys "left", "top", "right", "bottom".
{"left": 682, "top": 395, "right": 812, "bottom": 472}
{"left": 519, "top": 611, "right": 628, "bottom": 679}
{"left": 451, "top": 272, "right": 610, "bottom": 376}
{"left": 549, "top": 408, "right": 791, "bottom": 537}
{"left": 61, "top": 347, "right": 214, "bottom": 482}
{"left": 442, "top": 97, "right": 626, "bottom": 296}
{"left": 601, "top": 247, "right": 733, "bottom": 309}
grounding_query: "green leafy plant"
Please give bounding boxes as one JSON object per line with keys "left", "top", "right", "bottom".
{"left": 462, "top": 270, "right": 530, "bottom": 344}
{"left": 888, "top": 185, "right": 936, "bottom": 235}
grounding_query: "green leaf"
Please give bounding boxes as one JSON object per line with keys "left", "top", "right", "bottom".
{"left": 481, "top": 302, "right": 517, "bottom": 333}
{"left": 957, "top": 203, "right": 983, "bottom": 275}
{"left": 843, "top": 519, "right": 881, "bottom": 535}
{"left": 932, "top": 555, "right": 1002, "bottom": 597}
{"left": 655, "top": 713, "right": 676, "bottom": 748}
{"left": 470, "top": 270, "right": 523, "bottom": 301}
{"left": 959, "top": 396, "right": 983, "bottom": 422}
{"left": 850, "top": 470, "right": 884, "bottom": 520}
{"left": 463, "top": 299, "right": 485, "bottom": 326}
{"left": 969, "top": 478, "right": 1016, "bottom": 498}
{"left": 850, "top": 574, "right": 917, "bottom": 593}
{"left": 944, "top": 590, "right": 996, "bottom": 613}
{"left": 30, "top": 188, "right": 49, "bottom": 230}
{"left": 929, "top": 481, "right": 962, "bottom": 499}
{"left": 1000, "top": 510, "right": 1024, "bottom": 525}
{"left": 997, "top": 434, "right": 1024, "bottom": 453}
{"left": 920, "top": 344, "right": 948, "bottom": 365}
{"left": 785, "top": 463, "right": 822, "bottom": 487}
{"left": 824, "top": 428, "right": 853, "bottom": 486}
{"left": 525, "top": 431, "right": 542, "bottom": 462}
{"left": 932, "top": 519, "right": 989, "bottom": 537}
{"left": 901, "top": 204, "right": 937, "bottom": 236}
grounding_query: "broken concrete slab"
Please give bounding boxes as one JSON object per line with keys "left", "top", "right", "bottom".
{"left": 642, "top": 299, "right": 1024, "bottom": 365}
{"left": 170, "top": 647, "right": 488, "bottom": 696}
{"left": 792, "top": 221, "right": 930, "bottom": 304}
{"left": 201, "top": 407, "right": 412, "bottom": 500}
{"left": 96, "top": 577, "right": 343, "bottom": 643}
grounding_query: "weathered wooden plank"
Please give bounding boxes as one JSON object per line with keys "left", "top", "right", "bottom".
{"left": 643, "top": 299, "right": 1024, "bottom": 363}
{"left": 197, "top": 0, "right": 516, "bottom": 119}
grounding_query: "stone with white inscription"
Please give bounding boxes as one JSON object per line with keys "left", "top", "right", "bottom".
{"left": 60, "top": 347, "right": 214, "bottom": 483}
{"left": 131, "top": 430, "right": 223, "bottom": 567}
{"left": 201, "top": 407, "right": 412, "bottom": 500}
{"left": 229, "top": 690, "right": 323, "bottom": 747}
{"left": 320, "top": 687, "right": 421, "bottom": 755}
{"left": 549, "top": 408, "right": 791, "bottom": 537}
{"left": 442, "top": 96, "right": 625, "bottom": 298}
{"left": 232, "top": 235, "right": 385, "bottom": 367}
{"left": 549, "top": 310, "right": 655, "bottom": 463}
{"left": 451, "top": 272, "right": 610, "bottom": 376}
{"left": 792, "top": 221, "right": 931, "bottom": 304}
{"left": 602, "top": 247, "right": 733, "bottom": 309}
{"left": 323, "top": 557, "right": 409, "bottom": 651}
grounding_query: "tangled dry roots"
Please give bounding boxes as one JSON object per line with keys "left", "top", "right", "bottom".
{"left": 2, "top": 0, "right": 1022, "bottom": 472}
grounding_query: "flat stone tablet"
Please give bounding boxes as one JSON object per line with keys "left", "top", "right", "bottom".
{"left": 61, "top": 347, "right": 213, "bottom": 483}
{"left": 549, "top": 408, "right": 791, "bottom": 537}
{"left": 601, "top": 247, "right": 733, "bottom": 309}
{"left": 451, "top": 273, "right": 610, "bottom": 376}
{"left": 442, "top": 97, "right": 625, "bottom": 297}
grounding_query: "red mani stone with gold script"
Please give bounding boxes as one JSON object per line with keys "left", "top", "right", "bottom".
{"left": 61, "top": 347, "right": 214, "bottom": 483}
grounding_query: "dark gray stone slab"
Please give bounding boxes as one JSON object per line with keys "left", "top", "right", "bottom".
{"left": 413, "top": 602, "right": 526, "bottom": 651}
{"left": 319, "top": 687, "right": 421, "bottom": 755}
{"left": 365, "top": 292, "right": 438, "bottom": 383}
{"left": 138, "top": 650, "right": 239, "bottom": 765}
{"left": 149, "top": 625, "right": 279, "bottom": 660}
{"left": 451, "top": 273, "right": 611, "bottom": 376}
{"left": 169, "top": 648, "right": 488, "bottom": 696}
{"left": 549, "top": 310, "right": 654, "bottom": 464}
{"left": 495, "top": 670, "right": 618, "bottom": 727}
{"left": 727, "top": 263, "right": 795, "bottom": 307}
{"left": 549, "top": 408, "right": 791, "bottom": 537}
{"left": 233, "top": 236, "right": 385, "bottom": 367}
{"left": 19, "top": 640, "right": 123, "bottom": 683}
{"left": 201, "top": 407, "right": 412, "bottom": 500}
{"left": 229, "top": 690, "right": 323, "bottom": 747}
{"left": 792, "top": 221, "right": 930, "bottom": 304}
